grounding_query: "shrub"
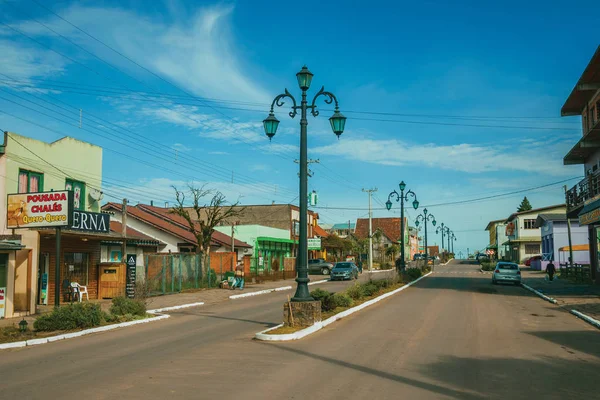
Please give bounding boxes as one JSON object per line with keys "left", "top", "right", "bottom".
{"left": 321, "top": 295, "right": 338, "bottom": 312}
{"left": 310, "top": 288, "right": 332, "bottom": 303}
{"left": 34, "top": 303, "right": 105, "bottom": 331}
{"left": 381, "top": 262, "right": 393, "bottom": 270}
{"left": 331, "top": 293, "right": 353, "bottom": 308}
{"left": 405, "top": 268, "right": 422, "bottom": 281}
{"left": 361, "top": 282, "right": 380, "bottom": 297}
{"left": 481, "top": 262, "right": 495, "bottom": 271}
{"left": 346, "top": 283, "right": 364, "bottom": 300}
{"left": 110, "top": 297, "right": 146, "bottom": 317}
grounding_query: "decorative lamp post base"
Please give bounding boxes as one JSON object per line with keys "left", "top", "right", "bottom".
{"left": 283, "top": 301, "right": 322, "bottom": 327}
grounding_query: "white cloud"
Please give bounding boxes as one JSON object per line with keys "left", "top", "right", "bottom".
{"left": 171, "top": 143, "right": 192, "bottom": 152}
{"left": 311, "top": 136, "right": 580, "bottom": 176}
{"left": 14, "top": 4, "right": 271, "bottom": 104}
{"left": 0, "top": 39, "right": 66, "bottom": 85}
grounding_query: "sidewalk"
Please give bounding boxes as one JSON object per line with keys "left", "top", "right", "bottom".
{"left": 521, "top": 269, "right": 600, "bottom": 321}
{"left": 0, "top": 275, "right": 326, "bottom": 329}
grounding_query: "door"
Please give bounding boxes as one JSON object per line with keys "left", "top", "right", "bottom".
{"left": 37, "top": 253, "right": 49, "bottom": 305}
{"left": 0, "top": 254, "right": 8, "bottom": 318}
{"left": 99, "top": 264, "right": 126, "bottom": 299}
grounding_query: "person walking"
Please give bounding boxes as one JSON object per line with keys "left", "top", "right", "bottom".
{"left": 546, "top": 261, "right": 556, "bottom": 282}
{"left": 235, "top": 262, "right": 245, "bottom": 290}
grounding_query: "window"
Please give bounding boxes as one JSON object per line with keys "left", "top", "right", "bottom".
{"left": 65, "top": 178, "right": 86, "bottom": 210}
{"left": 523, "top": 219, "right": 536, "bottom": 229}
{"left": 525, "top": 244, "right": 540, "bottom": 255}
{"left": 63, "top": 252, "right": 89, "bottom": 285}
{"left": 18, "top": 169, "right": 43, "bottom": 193}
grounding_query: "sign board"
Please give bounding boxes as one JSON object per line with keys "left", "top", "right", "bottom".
{"left": 6, "top": 191, "right": 73, "bottom": 229}
{"left": 505, "top": 221, "right": 516, "bottom": 238}
{"left": 0, "top": 287, "right": 5, "bottom": 318}
{"left": 126, "top": 254, "right": 137, "bottom": 299}
{"left": 70, "top": 211, "right": 110, "bottom": 233}
{"left": 308, "top": 238, "right": 321, "bottom": 250}
{"left": 579, "top": 208, "right": 600, "bottom": 225}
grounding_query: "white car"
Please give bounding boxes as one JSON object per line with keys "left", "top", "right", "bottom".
{"left": 492, "top": 262, "right": 521, "bottom": 286}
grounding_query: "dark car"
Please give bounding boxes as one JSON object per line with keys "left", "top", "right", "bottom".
{"left": 308, "top": 258, "right": 334, "bottom": 275}
{"left": 413, "top": 254, "right": 424, "bottom": 261}
{"left": 330, "top": 262, "right": 359, "bottom": 281}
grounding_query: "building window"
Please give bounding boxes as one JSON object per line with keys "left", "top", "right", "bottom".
{"left": 525, "top": 244, "right": 540, "bottom": 255}
{"left": 18, "top": 169, "right": 43, "bottom": 193}
{"left": 65, "top": 178, "right": 86, "bottom": 210}
{"left": 592, "top": 106, "right": 597, "bottom": 125}
{"left": 524, "top": 219, "right": 536, "bottom": 229}
{"left": 63, "top": 252, "right": 89, "bottom": 285}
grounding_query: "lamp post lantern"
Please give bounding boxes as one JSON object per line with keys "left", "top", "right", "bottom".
{"left": 451, "top": 233, "right": 456, "bottom": 254}
{"left": 415, "top": 208, "right": 436, "bottom": 268}
{"left": 263, "top": 66, "right": 345, "bottom": 302}
{"left": 386, "top": 181, "right": 418, "bottom": 273}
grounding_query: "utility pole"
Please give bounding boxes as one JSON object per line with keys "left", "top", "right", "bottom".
{"left": 362, "top": 188, "right": 377, "bottom": 272}
{"left": 121, "top": 198, "right": 128, "bottom": 263}
{"left": 231, "top": 224, "right": 236, "bottom": 271}
{"left": 564, "top": 185, "right": 575, "bottom": 268}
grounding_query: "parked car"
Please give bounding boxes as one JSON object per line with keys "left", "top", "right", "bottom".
{"left": 308, "top": 258, "right": 334, "bottom": 275}
{"left": 413, "top": 254, "right": 424, "bottom": 261}
{"left": 330, "top": 262, "right": 359, "bottom": 281}
{"left": 492, "top": 262, "right": 521, "bottom": 285}
{"left": 524, "top": 255, "right": 542, "bottom": 266}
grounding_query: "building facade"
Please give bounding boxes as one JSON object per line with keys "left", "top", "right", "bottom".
{"left": 0, "top": 132, "right": 103, "bottom": 318}
{"left": 485, "top": 219, "right": 508, "bottom": 260}
{"left": 563, "top": 45, "right": 600, "bottom": 284}
{"left": 502, "top": 204, "right": 566, "bottom": 263}
{"left": 534, "top": 214, "right": 589, "bottom": 271}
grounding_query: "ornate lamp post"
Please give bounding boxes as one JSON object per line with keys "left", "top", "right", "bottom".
{"left": 436, "top": 222, "right": 446, "bottom": 252}
{"left": 263, "top": 66, "right": 346, "bottom": 302}
{"left": 451, "top": 233, "right": 457, "bottom": 254}
{"left": 415, "top": 208, "right": 436, "bottom": 267}
{"left": 386, "top": 181, "right": 419, "bottom": 272}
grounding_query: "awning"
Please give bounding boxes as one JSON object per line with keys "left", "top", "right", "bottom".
{"left": 486, "top": 244, "right": 498, "bottom": 249}
{"left": 0, "top": 240, "right": 25, "bottom": 250}
{"left": 578, "top": 197, "right": 600, "bottom": 225}
{"left": 501, "top": 238, "right": 540, "bottom": 246}
{"left": 559, "top": 244, "right": 590, "bottom": 252}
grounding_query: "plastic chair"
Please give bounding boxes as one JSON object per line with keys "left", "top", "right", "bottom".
{"left": 70, "top": 282, "right": 89, "bottom": 302}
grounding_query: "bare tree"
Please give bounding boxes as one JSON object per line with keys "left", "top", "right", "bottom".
{"left": 170, "top": 184, "right": 244, "bottom": 273}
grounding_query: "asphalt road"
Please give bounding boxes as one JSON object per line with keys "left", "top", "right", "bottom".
{"left": 1, "top": 261, "right": 598, "bottom": 399}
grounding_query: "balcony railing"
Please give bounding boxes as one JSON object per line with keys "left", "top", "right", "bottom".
{"left": 566, "top": 172, "right": 600, "bottom": 209}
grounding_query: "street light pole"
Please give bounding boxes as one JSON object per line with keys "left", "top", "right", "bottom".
{"left": 436, "top": 222, "right": 445, "bottom": 252}
{"left": 363, "top": 188, "right": 377, "bottom": 272}
{"left": 386, "top": 181, "right": 419, "bottom": 273}
{"left": 415, "top": 208, "right": 436, "bottom": 270}
{"left": 263, "top": 66, "right": 346, "bottom": 302}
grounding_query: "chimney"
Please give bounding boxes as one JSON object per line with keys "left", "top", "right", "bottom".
{"left": 150, "top": 200, "right": 154, "bottom": 206}
{"left": 165, "top": 202, "right": 169, "bottom": 208}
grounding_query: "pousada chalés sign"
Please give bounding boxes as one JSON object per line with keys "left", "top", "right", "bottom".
{"left": 6, "top": 191, "right": 73, "bottom": 229}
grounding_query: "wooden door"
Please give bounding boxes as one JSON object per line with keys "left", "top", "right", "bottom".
{"left": 99, "top": 263, "right": 126, "bottom": 299}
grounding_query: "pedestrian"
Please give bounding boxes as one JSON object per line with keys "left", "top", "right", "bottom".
{"left": 235, "top": 262, "right": 245, "bottom": 290}
{"left": 546, "top": 261, "right": 556, "bottom": 282}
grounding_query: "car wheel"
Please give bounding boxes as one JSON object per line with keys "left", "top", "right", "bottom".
{"left": 322, "top": 267, "right": 330, "bottom": 275}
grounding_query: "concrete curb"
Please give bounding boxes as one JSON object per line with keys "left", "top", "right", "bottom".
{"left": 366, "top": 269, "right": 393, "bottom": 274}
{"left": 570, "top": 310, "right": 600, "bottom": 330}
{"left": 255, "top": 272, "right": 432, "bottom": 341}
{"left": 521, "top": 283, "right": 559, "bottom": 304}
{"left": 147, "top": 302, "right": 205, "bottom": 314}
{"left": 0, "top": 313, "right": 170, "bottom": 351}
{"left": 229, "top": 279, "right": 330, "bottom": 299}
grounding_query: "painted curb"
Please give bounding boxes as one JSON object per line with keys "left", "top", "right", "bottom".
{"left": 255, "top": 272, "right": 433, "bottom": 341}
{"left": 521, "top": 283, "right": 559, "bottom": 304}
{"left": 230, "top": 279, "right": 330, "bottom": 299}
{"left": 366, "top": 269, "right": 393, "bottom": 274}
{"left": 570, "top": 310, "right": 600, "bottom": 330}
{"left": 147, "top": 302, "right": 205, "bottom": 314}
{"left": 0, "top": 313, "right": 170, "bottom": 351}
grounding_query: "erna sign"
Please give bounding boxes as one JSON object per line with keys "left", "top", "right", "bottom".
{"left": 70, "top": 210, "right": 110, "bottom": 233}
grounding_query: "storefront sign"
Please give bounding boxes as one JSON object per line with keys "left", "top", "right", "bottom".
{"left": 0, "top": 287, "right": 5, "bottom": 318}
{"left": 126, "top": 254, "right": 136, "bottom": 299}
{"left": 6, "top": 191, "right": 73, "bottom": 229}
{"left": 308, "top": 238, "right": 321, "bottom": 250}
{"left": 505, "top": 221, "right": 516, "bottom": 238}
{"left": 70, "top": 210, "right": 110, "bottom": 233}
{"left": 579, "top": 207, "right": 600, "bottom": 225}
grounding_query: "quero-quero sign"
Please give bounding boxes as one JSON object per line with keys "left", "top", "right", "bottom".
{"left": 6, "top": 191, "right": 73, "bottom": 228}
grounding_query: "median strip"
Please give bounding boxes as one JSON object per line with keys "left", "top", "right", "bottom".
{"left": 570, "top": 310, "right": 600, "bottom": 330}
{"left": 230, "top": 279, "right": 329, "bottom": 299}
{"left": 521, "top": 283, "right": 559, "bottom": 304}
{"left": 255, "top": 272, "right": 432, "bottom": 341}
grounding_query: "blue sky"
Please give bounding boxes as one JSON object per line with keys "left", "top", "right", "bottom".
{"left": 0, "top": 0, "right": 597, "bottom": 255}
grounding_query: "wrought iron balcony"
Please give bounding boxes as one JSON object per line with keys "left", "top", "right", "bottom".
{"left": 566, "top": 172, "right": 600, "bottom": 210}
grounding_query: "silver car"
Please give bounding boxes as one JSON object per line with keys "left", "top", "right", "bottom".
{"left": 492, "top": 262, "right": 521, "bottom": 285}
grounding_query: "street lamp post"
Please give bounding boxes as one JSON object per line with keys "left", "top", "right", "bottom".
{"left": 263, "top": 66, "right": 346, "bottom": 302}
{"left": 415, "top": 208, "right": 436, "bottom": 269}
{"left": 386, "top": 181, "right": 419, "bottom": 273}
{"left": 451, "top": 233, "right": 456, "bottom": 254}
{"left": 436, "top": 222, "right": 445, "bottom": 252}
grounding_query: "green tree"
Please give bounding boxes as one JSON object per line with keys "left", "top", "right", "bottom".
{"left": 517, "top": 196, "right": 532, "bottom": 212}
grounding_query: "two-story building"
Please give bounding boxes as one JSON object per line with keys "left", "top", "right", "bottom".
{"left": 0, "top": 132, "right": 106, "bottom": 318}
{"left": 485, "top": 219, "right": 508, "bottom": 260}
{"left": 562, "top": 45, "right": 600, "bottom": 284}
{"left": 533, "top": 214, "right": 589, "bottom": 270}
{"left": 502, "top": 204, "right": 566, "bottom": 263}
{"left": 354, "top": 217, "right": 408, "bottom": 262}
